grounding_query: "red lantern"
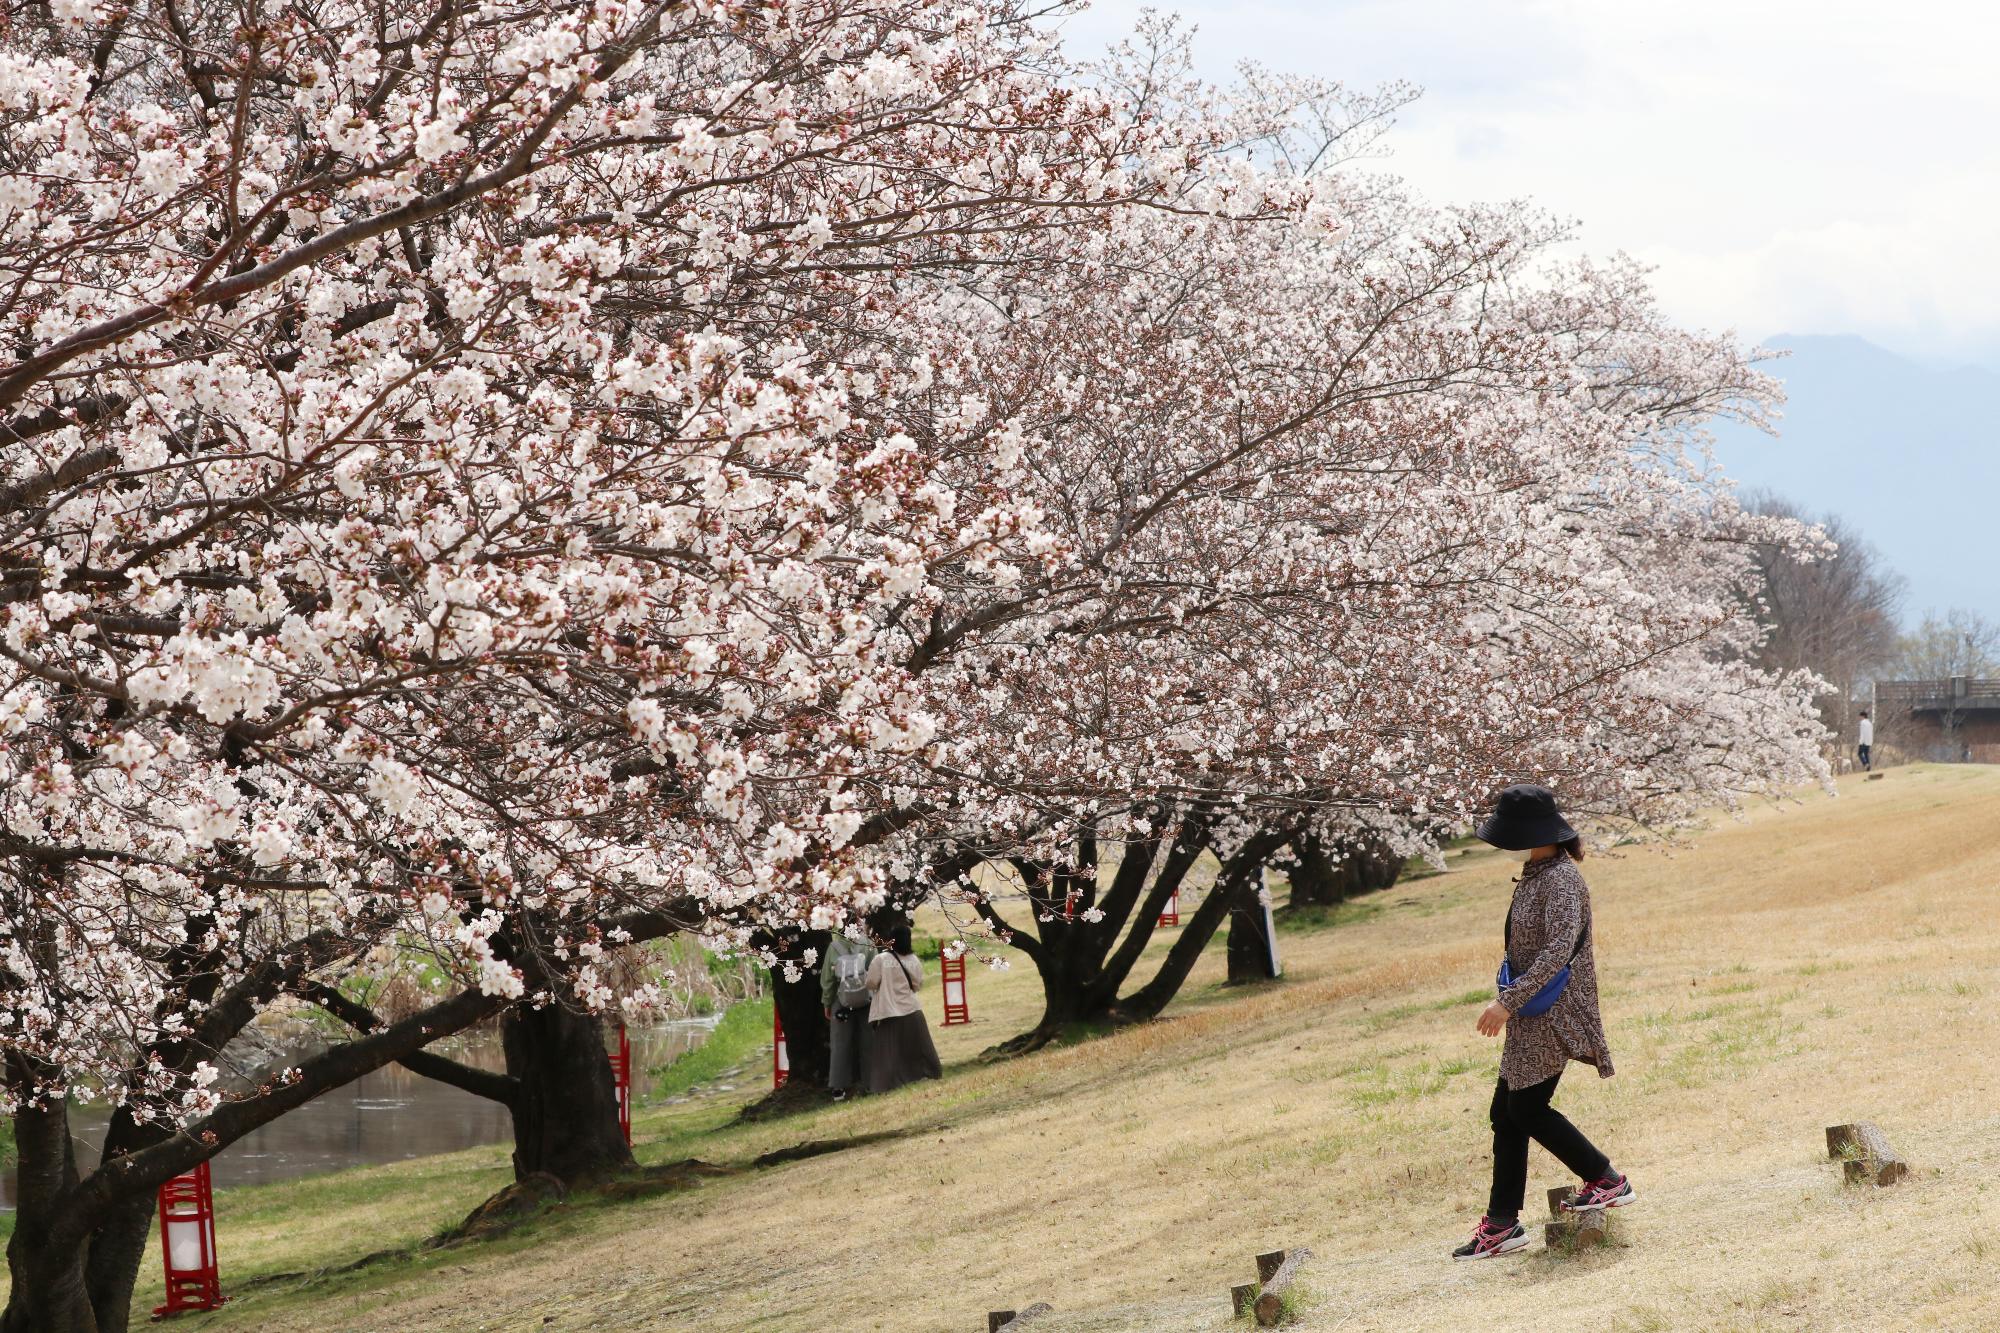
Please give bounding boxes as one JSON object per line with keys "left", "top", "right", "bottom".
{"left": 1157, "top": 888, "right": 1180, "bottom": 927}
{"left": 772, "top": 1008, "right": 789, "bottom": 1088}
{"left": 607, "top": 1023, "right": 632, "bottom": 1146}
{"left": 152, "top": 1160, "right": 224, "bottom": 1318}
{"left": 940, "top": 950, "right": 970, "bottom": 1026}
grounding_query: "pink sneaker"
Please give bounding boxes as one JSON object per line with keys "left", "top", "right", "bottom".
{"left": 1564, "top": 1171, "right": 1636, "bottom": 1212}
{"left": 1451, "top": 1215, "right": 1530, "bottom": 1260}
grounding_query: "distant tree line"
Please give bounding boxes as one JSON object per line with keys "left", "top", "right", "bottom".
{"left": 1747, "top": 492, "right": 2000, "bottom": 763}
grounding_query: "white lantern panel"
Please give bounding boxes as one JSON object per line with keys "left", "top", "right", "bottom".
{"left": 165, "top": 1215, "right": 205, "bottom": 1270}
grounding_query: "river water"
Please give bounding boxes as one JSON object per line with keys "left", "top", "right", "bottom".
{"left": 1, "top": 1018, "right": 718, "bottom": 1210}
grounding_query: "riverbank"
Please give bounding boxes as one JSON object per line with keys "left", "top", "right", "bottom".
{"left": 17, "top": 764, "right": 2000, "bottom": 1330}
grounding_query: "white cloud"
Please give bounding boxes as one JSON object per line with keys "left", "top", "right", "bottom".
{"left": 1061, "top": 0, "right": 2000, "bottom": 363}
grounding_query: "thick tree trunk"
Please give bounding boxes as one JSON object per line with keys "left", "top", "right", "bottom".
{"left": 80, "top": 1109, "right": 173, "bottom": 1333}
{"left": 769, "top": 929, "right": 832, "bottom": 1090}
{"left": 1, "top": 1243, "right": 98, "bottom": 1333}
{"left": 1347, "top": 835, "right": 1403, "bottom": 896}
{"left": 501, "top": 1001, "right": 635, "bottom": 1186}
{"left": 983, "top": 951, "right": 1101, "bottom": 1055}
{"left": 3, "top": 1093, "right": 98, "bottom": 1333}
{"left": 320, "top": 983, "right": 629, "bottom": 1188}
{"left": 1280, "top": 831, "right": 1344, "bottom": 907}
{"left": 1225, "top": 868, "right": 1279, "bottom": 983}
{"left": 1114, "top": 828, "right": 1290, "bottom": 1022}
{"left": 975, "top": 818, "right": 1215, "bottom": 1056}
{"left": 1281, "top": 831, "right": 1401, "bottom": 910}
{"left": 79, "top": 1198, "right": 153, "bottom": 1333}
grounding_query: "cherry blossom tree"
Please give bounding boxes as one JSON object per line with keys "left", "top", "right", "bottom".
{"left": 864, "top": 190, "right": 1833, "bottom": 1049}
{"left": 0, "top": 0, "right": 1244, "bottom": 1325}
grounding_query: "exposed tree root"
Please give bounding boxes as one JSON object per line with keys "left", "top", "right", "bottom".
{"left": 734, "top": 1077, "right": 836, "bottom": 1123}
{"left": 751, "top": 1127, "right": 934, "bottom": 1168}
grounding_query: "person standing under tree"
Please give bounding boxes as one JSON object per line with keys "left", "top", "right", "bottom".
{"left": 821, "top": 928, "right": 875, "bottom": 1101}
{"left": 865, "top": 925, "right": 943, "bottom": 1094}
{"left": 1857, "top": 709, "right": 1873, "bottom": 772}
{"left": 1454, "top": 784, "right": 1636, "bottom": 1260}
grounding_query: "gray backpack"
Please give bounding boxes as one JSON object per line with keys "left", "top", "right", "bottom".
{"left": 834, "top": 949, "right": 872, "bottom": 1009}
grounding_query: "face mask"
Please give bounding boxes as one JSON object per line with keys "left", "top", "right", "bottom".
{"left": 1512, "top": 847, "right": 1538, "bottom": 863}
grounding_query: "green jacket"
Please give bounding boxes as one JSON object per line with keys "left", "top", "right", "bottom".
{"left": 820, "top": 934, "right": 875, "bottom": 1009}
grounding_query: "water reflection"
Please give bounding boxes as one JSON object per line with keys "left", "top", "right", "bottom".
{"left": 2, "top": 1019, "right": 716, "bottom": 1210}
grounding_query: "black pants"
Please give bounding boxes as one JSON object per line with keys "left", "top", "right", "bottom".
{"left": 1858, "top": 744, "right": 1871, "bottom": 771}
{"left": 1487, "top": 1072, "right": 1610, "bottom": 1220}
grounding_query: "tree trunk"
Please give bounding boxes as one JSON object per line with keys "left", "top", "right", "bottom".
{"left": 3, "top": 1093, "right": 99, "bottom": 1333}
{"left": 501, "top": 1001, "right": 635, "bottom": 1187}
{"left": 1226, "top": 868, "right": 1279, "bottom": 983}
{"left": 983, "top": 949, "right": 1102, "bottom": 1055}
{"left": 1, "top": 1243, "right": 98, "bottom": 1333}
{"left": 1281, "top": 831, "right": 1344, "bottom": 907}
{"left": 1281, "top": 831, "right": 1401, "bottom": 910}
{"left": 1114, "top": 828, "right": 1290, "bottom": 1022}
{"left": 769, "top": 930, "right": 832, "bottom": 1090}
{"left": 980, "top": 823, "right": 1225, "bottom": 1056}
{"left": 1347, "top": 835, "right": 1403, "bottom": 896}
{"left": 80, "top": 1109, "right": 173, "bottom": 1333}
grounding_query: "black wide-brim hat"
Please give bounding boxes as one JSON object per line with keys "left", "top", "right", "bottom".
{"left": 1474, "top": 783, "right": 1578, "bottom": 851}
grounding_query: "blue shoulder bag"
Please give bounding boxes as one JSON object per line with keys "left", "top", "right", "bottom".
{"left": 1496, "top": 900, "right": 1586, "bottom": 1017}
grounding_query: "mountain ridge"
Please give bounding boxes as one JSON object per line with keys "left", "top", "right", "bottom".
{"left": 1707, "top": 333, "right": 1999, "bottom": 623}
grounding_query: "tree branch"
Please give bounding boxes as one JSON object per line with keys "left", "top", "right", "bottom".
{"left": 299, "top": 982, "right": 520, "bottom": 1106}
{"left": 63, "top": 985, "right": 506, "bottom": 1245}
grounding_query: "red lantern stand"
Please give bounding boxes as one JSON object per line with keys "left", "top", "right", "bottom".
{"left": 940, "top": 950, "right": 970, "bottom": 1026}
{"left": 1157, "top": 887, "right": 1180, "bottom": 927}
{"left": 607, "top": 1023, "right": 632, "bottom": 1145}
{"left": 152, "top": 1161, "right": 224, "bottom": 1318}
{"left": 772, "top": 1008, "right": 790, "bottom": 1088}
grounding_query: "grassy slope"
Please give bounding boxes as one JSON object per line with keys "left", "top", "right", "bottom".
{"left": 49, "top": 764, "right": 2000, "bottom": 1331}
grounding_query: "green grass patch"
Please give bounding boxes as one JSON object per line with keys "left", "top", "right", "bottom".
{"left": 1346, "top": 1057, "right": 1458, "bottom": 1107}
{"left": 1638, "top": 998, "right": 1806, "bottom": 1092}
{"left": 643, "top": 995, "right": 773, "bottom": 1104}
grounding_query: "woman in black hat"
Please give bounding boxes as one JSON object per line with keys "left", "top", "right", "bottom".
{"left": 1452, "top": 784, "right": 1634, "bottom": 1260}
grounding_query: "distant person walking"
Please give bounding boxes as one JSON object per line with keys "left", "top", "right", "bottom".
{"left": 1454, "top": 784, "right": 1634, "bottom": 1261}
{"left": 865, "top": 926, "right": 943, "bottom": 1095}
{"left": 821, "top": 930, "right": 874, "bottom": 1102}
{"left": 1857, "top": 710, "right": 1873, "bottom": 772}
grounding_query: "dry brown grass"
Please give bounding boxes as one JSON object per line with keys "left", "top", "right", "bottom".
{"left": 169, "top": 765, "right": 2000, "bottom": 1330}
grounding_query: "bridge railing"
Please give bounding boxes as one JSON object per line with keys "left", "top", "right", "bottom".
{"left": 1877, "top": 678, "right": 2000, "bottom": 712}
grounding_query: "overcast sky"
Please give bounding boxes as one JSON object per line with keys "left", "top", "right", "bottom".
{"left": 1059, "top": 1, "right": 2000, "bottom": 368}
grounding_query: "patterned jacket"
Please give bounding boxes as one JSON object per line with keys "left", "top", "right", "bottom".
{"left": 1498, "top": 851, "right": 1614, "bottom": 1088}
